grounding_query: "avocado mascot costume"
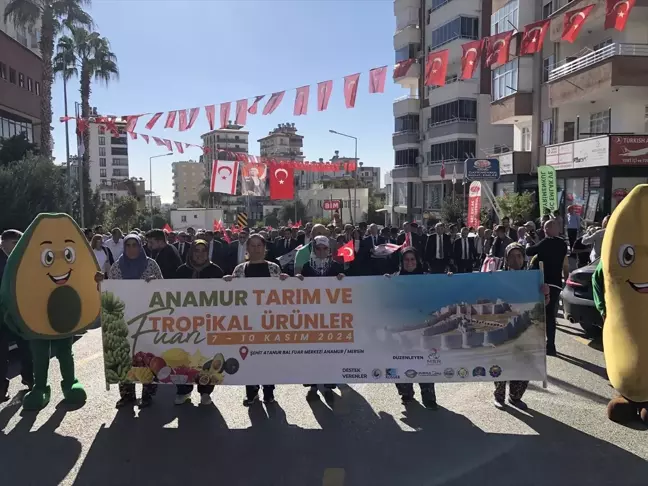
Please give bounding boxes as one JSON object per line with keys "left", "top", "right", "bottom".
{"left": 593, "top": 184, "right": 648, "bottom": 424}
{"left": 0, "top": 213, "right": 101, "bottom": 410}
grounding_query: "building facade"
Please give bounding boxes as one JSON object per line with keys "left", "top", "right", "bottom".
{"left": 388, "top": 0, "right": 513, "bottom": 226}
{"left": 490, "top": 0, "right": 648, "bottom": 219}
{"left": 0, "top": 5, "right": 42, "bottom": 148}
{"left": 172, "top": 160, "right": 205, "bottom": 207}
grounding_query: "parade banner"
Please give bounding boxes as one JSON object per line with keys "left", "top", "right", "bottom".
{"left": 467, "top": 181, "right": 482, "bottom": 229}
{"left": 537, "top": 165, "right": 558, "bottom": 215}
{"left": 100, "top": 272, "right": 547, "bottom": 387}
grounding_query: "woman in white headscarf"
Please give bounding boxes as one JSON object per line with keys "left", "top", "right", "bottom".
{"left": 296, "top": 235, "right": 345, "bottom": 401}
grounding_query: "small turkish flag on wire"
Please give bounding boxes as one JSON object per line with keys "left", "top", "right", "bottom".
{"left": 368, "top": 66, "right": 387, "bottom": 94}
{"left": 294, "top": 85, "right": 309, "bottom": 116}
{"left": 343, "top": 73, "right": 360, "bottom": 108}
{"left": 317, "top": 80, "right": 333, "bottom": 111}
{"left": 337, "top": 240, "right": 355, "bottom": 263}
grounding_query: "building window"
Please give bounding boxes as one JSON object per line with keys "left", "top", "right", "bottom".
{"left": 113, "top": 169, "right": 129, "bottom": 177}
{"left": 589, "top": 110, "right": 610, "bottom": 135}
{"left": 100, "top": 179, "right": 107, "bottom": 186}
{"left": 181, "top": 215, "right": 187, "bottom": 223}
{"left": 99, "top": 158, "right": 106, "bottom": 167}
{"left": 100, "top": 168, "right": 107, "bottom": 177}
{"left": 98, "top": 126, "right": 105, "bottom": 135}
{"left": 424, "top": 183, "right": 443, "bottom": 209}
{"left": 428, "top": 99, "right": 477, "bottom": 127}
{"left": 430, "top": 16, "right": 479, "bottom": 49}
{"left": 491, "top": 0, "right": 519, "bottom": 34}
{"left": 492, "top": 59, "right": 518, "bottom": 101}
{"left": 112, "top": 147, "right": 128, "bottom": 156}
{"left": 521, "top": 127, "right": 532, "bottom": 151}
{"left": 395, "top": 44, "right": 420, "bottom": 63}
{"left": 27, "top": 77, "right": 33, "bottom": 92}
{"left": 35, "top": 82, "right": 40, "bottom": 95}
{"left": 9, "top": 68, "right": 16, "bottom": 84}
{"left": 426, "top": 139, "right": 476, "bottom": 163}
{"left": 18, "top": 73, "right": 24, "bottom": 88}
{"left": 395, "top": 114, "right": 420, "bottom": 132}
{"left": 593, "top": 39, "right": 613, "bottom": 51}
{"left": 99, "top": 147, "right": 106, "bottom": 156}
{"left": 431, "top": 0, "right": 454, "bottom": 12}
{"left": 413, "top": 183, "right": 423, "bottom": 208}
{"left": 99, "top": 136, "right": 105, "bottom": 145}
{"left": 542, "top": 55, "right": 554, "bottom": 83}
{"left": 542, "top": 1, "right": 553, "bottom": 19}
{"left": 0, "top": 62, "right": 6, "bottom": 80}
{"left": 112, "top": 158, "right": 128, "bottom": 167}
{"left": 395, "top": 149, "right": 419, "bottom": 166}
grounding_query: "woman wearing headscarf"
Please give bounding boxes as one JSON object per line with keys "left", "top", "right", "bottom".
{"left": 224, "top": 234, "right": 289, "bottom": 406}
{"left": 173, "top": 240, "right": 224, "bottom": 406}
{"left": 296, "top": 236, "right": 345, "bottom": 401}
{"left": 385, "top": 247, "right": 438, "bottom": 410}
{"left": 107, "top": 234, "right": 163, "bottom": 408}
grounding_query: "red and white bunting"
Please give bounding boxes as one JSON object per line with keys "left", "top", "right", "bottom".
{"left": 145, "top": 112, "right": 163, "bottom": 130}
{"left": 164, "top": 111, "right": 177, "bottom": 129}
{"left": 205, "top": 104, "right": 216, "bottom": 131}
{"left": 220, "top": 102, "right": 231, "bottom": 128}
{"left": 294, "top": 85, "right": 309, "bottom": 116}
{"left": 235, "top": 99, "right": 248, "bottom": 125}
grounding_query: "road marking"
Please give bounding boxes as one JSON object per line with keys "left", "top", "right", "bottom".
{"left": 323, "top": 468, "right": 345, "bottom": 486}
{"left": 572, "top": 336, "right": 592, "bottom": 346}
{"left": 75, "top": 352, "right": 103, "bottom": 367}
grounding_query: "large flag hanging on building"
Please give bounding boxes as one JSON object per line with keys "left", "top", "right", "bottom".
{"left": 605, "top": 0, "right": 635, "bottom": 31}
{"left": 269, "top": 165, "right": 295, "bottom": 200}
{"left": 210, "top": 160, "right": 239, "bottom": 195}
{"left": 562, "top": 5, "right": 595, "bottom": 43}
{"left": 484, "top": 30, "right": 513, "bottom": 68}
{"left": 424, "top": 49, "right": 449, "bottom": 87}
{"left": 460, "top": 39, "right": 483, "bottom": 80}
{"left": 519, "top": 19, "right": 550, "bottom": 55}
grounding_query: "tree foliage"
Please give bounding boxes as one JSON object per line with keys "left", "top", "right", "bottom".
{"left": 104, "top": 196, "right": 138, "bottom": 231}
{"left": 279, "top": 200, "right": 306, "bottom": 225}
{"left": 0, "top": 134, "right": 39, "bottom": 166}
{"left": 264, "top": 209, "right": 280, "bottom": 229}
{"left": 441, "top": 197, "right": 464, "bottom": 225}
{"left": 496, "top": 192, "right": 535, "bottom": 223}
{"left": 0, "top": 155, "right": 67, "bottom": 230}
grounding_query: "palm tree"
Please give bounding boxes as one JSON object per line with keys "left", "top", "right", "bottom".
{"left": 52, "top": 26, "right": 118, "bottom": 225}
{"left": 3, "top": 0, "right": 93, "bottom": 158}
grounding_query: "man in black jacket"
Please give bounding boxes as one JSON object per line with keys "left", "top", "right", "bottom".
{"left": 147, "top": 229, "right": 183, "bottom": 279}
{"left": 204, "top": 231, "right": 226, "bottom": 270}
{"left": 0, "top": 230, "right": 33, "bottom": 401}
{"left": 174, "top": 232, "right": 190, "bottom": 263}
{"left": 425, "top": 222, "right": 451, "bottom": 274}
{"left": 453, "top": 227, "right": 476, "bottom": 273}
{"left": 274, "top": 228, "right": 297, "bottom": 258}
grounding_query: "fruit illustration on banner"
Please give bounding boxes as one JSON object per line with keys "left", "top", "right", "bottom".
{"left": 162, "top": 348, "right": 191, "bottom": 368}
{"left": 101, "top": 292, "right": 133, "bottom": 384}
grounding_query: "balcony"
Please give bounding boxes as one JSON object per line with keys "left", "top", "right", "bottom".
{"left": 426, "top": 118, "right": 477, "bottom": 139}
{"left": 393, "top": 95, "right": 420, "bottom": 117}
{"left": 392, "top": 129, "right": 420, "bottom": 147}
{"left": 391, "top": 164, "right": 420, "bottom": 180}
{"left": 426, "top": 78, "right": 478, "bottom": 106}
{"left": 490, "top": 92, "right": 533, "bottom": 125}
{"left": 393, "top": 0, "right": 420, "bottom": 15}
{"left": 548, "top": 43, "right": 648, "bottom": 107}
{"left": 394, "top": 24, "right": 420, "bottom": 50}
{"left": 393, "top": 60, "right": 420, "bottom": 89}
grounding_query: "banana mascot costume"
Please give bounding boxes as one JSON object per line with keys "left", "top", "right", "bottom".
{"left": 0, "top": 214, "right": 100, "bottom": 410}
{"left": 593, "top": 184, "right": 648, "bottom": 423}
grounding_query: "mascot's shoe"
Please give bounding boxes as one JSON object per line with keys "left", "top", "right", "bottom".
{"left": 607, "top": 396, "right": 638, "bottom": 423}
{"left": 23, "top": 385, "right": 51, "bottom": 411}
{"left": 62, "top": 379, "right": 87, "bottom": 404}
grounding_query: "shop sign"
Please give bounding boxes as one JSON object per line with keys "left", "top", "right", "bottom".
{"left": 545, "top": 136, "right": 609, "bottom": 170}
{"left": 499, "top": 153, "right": 513, "bottom": 176}
{"left": 545, "top": 143, "right": 573, "bottom": 170}
{"left": 465, "top": 158, "right": 500, "bottom": 181}
{"left": 610, "top": 136, "right": 648, "bottom": 166}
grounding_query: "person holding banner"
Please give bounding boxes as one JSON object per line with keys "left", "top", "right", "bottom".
{"left": 295, "top": 235, "right": 345, "bottom": 401}
{"left": 224, "top": 234, "right": 289, "bottom": 406}
{"left": 173, "top": 240, "right": 224, "bottom": 406}
{"left": 107, "top": 234, "right": 163, "bottom": 408}
{"left": 386, "top": 247, "right": 438, "bottom": 410}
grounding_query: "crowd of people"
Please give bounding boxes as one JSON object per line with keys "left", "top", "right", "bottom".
{"left": 1, "top": 206, "right": 608, "bottom": 413}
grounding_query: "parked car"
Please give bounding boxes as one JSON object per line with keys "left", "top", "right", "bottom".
{"left": 561, "top": 259, "right": 603, "bottom": 335}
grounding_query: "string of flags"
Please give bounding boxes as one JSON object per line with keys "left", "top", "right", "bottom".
{"left": 426, "top": 0, "right": 634, "bottom": 88}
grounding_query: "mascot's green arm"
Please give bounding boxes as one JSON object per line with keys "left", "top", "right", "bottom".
{"left": 592, "top": 259, "right": 605, "bottom": 319}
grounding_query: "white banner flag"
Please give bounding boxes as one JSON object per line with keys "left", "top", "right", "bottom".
{"left": 210, "top": 160, "right": 239, "bottom": 195}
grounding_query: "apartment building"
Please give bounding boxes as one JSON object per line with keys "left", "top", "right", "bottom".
{"left": 172, "top": 160, "right": 204, "bottom": 207}
{"left": 389, "top": 0, "right": 513, "bottom": 225}
{"left": 0, "top": 1, "right": 42, "bottom": 148}
{"left": 490, "top": 0, "right": 648, "bottom": 217}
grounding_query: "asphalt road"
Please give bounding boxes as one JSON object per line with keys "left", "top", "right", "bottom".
{"left": 1, "top": 316, "right": 647, "bottom": 486}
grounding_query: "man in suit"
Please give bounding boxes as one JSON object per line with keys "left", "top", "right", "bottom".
{"left": 490, "top": 225, "right": 513, "bottom": 259}
{"left": 397, "top": 221, "right": 423, "bottom": 251}
{"left": 501, "top": 217, "right": 518, "bottom": 242}
{"left": 174, "top": 232, "right": 190, "bottom": 263}
{"left": 275, "top": 228, "right": 297, "bottom": 258}
{"left": 225, "top": 227, "right": 250, "bottom": 274}
{"left": 204, "top": 230, "right": 226, "bottom": 270}
{"left": 453, "top": 227, "right": 476, "bottom": 273}
{"left": 473, "top": 226, "right": 488, "bottom": 270}
{"left": 425, "top": 222, "right": 451, "bottom": 274}
{"left": 360, "top": 224, "right": 387, "bottom": 276}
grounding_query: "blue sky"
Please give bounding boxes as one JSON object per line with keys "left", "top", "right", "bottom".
{"left": 51, "top": 0, "right": 403, "bottom": 203}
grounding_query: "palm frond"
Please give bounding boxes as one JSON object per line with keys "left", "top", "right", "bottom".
{"left": 3, "top": 0, "right": 41, "bottom": 28}
{"left": 52, "top": 0, "right": 94, "bottom": 31}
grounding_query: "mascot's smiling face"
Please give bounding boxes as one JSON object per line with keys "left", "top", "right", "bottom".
{"left": 10, "top": 214, "right": 101, "bottom": 338}
{"left": 602, "top": 184, "right": 648, "bottom": 402}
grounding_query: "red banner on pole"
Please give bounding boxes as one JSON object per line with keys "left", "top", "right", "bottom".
{"left": 467, "top": 181, "right": 482, "bottom": 229}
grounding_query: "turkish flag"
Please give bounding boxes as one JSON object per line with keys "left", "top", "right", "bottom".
{"left": 164, "top": 111, "right": 176, "bottom": 129}
{"left": 605, "top": 0, "right": 635, "bottom": 31}
{"left": 562, "top": 5, "right": 595, "bottom": 43}
{"left": 485, "top": 31, "right": 513, "bottom": 68}
{"left": 248, "top": 95, "right": 264, "bottom": 114}
{"left": 270, "top": 165, "right": 294, "bottom": 200}
{"left": 205, "top": 105, "right": 215, "bottom": 130}
{"left": 220, "top": 102, "right": 230, "bottom": 128}
{"left": 344, "top": 73, "right": 360, "bottom": 108}
{"left": 263, "top": 91, "right": 285, "bottom": 115}
{"left": 337, "top": 240, "right": 355, "bottom": 263}
{"left": 425, "top": 49, "right": 449, "bottom": 86}
{"left": 317, "top": 80, "right": 333, "bottom": 111}
{"left": 440, "top": 161, "right": 446, "bottom": 180}
{"left": 235, "top": 99, "right": 248, "bottom": 125}
{"left": 519, "top": 19, "right": 549, "bottom": 55}
{"left": 393, "top": 58, "right": 415, "bottom": 78}
{"left": 125, "top": 115, "right": 140, "bottom": 133}
{"left": 145, "top": 112, "right": 163, "bottom": 130}
{"left": 163, "top": 223, "right": 173, "bottom": 233}
{"left": 369, "top": 66, "right": 387, "bottom": 93}
{"left": 461, "top": 40, "right": 483, "bottom": 80}
{"left": 294, "top": 85, "right": 309, "bottom": 116}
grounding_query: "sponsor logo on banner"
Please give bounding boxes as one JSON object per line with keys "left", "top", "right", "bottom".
{"left": 418, "top": 370, "right": 442, "bottom": 377}
{"left": 427, "top": 349, "right": 442, "bottom": 366}
{"left": 457, "top": 368, "right": 469, "bottom": 379}
{"left": 404, "top": 369, "right": 418, "bottom": 378}
{"left": 610, "top": 136, "right": 648, "bottom": 166}
{"left": 489, "top": 365, "right": 503, "bottom": 378}
{"left": 386, "top": 368, "right": 400, "bottom": 379}
{"left": 393, "top": 355, "right": 424, "bottom": 360}
{"left": 341, "top": 368, "right": 367, "bottom": 379}
{"left": 472, "top": 366, "right": 486, "bottom": 377}
{"left": 443, "top": 368, "right": 455, "bottom": 378}
{"left": 372, "top": 368, "right": 382, "bottom": 379}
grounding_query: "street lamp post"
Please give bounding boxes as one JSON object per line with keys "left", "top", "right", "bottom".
{"left": 329, "top": 129, "right": 358, "bottom": 224}
{"left": 149, "top": 153, "right": 173, "bottom": 229}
